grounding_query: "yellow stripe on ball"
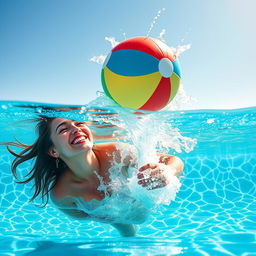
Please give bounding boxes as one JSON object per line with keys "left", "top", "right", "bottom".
{"left": 103, "top": 67, "right": 162, "bottom": 109}
{"left": 169, "top": 73, "right": 180, "bottom": 103}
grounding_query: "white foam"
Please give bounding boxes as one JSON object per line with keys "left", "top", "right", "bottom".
{"left": 158, "top": 29, "right": 166, "bottom": 42}
{"left": 86, "top": 94, "right": 197, "bottom": 216}
{"left": 171, "top": 44, "right": 191, "bottom": 57}
{"left": 89, "top": 55, "right": 106, "bottom": 65}
{"left": 105, "top": 36, "right": 120, "bottom": 48}
{"left": 127, "top": 164, "right": 182, "bottom": 210}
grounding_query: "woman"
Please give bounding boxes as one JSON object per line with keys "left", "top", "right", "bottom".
{"left": 3, "top": 116, "right": 184, "bottom": 236}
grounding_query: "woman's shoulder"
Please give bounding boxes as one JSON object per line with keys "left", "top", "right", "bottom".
{"left": 93, "top": 142, "right": 118, "bottom": 151}
{"left": 94, "top": 142, "right": 134, "bottom": 154}
{"left": 93, "top": 142, "right": 121, "bottom": 160}
{"left": 94, "top": 142, "right": 136, "bottom": 167}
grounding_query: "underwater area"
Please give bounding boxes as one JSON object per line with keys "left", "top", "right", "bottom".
{"left": 0, "top": 98, "right": 255, "bottom": 256}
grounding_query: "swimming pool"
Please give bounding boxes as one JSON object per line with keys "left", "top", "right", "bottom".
{"left": 0, "top": 100, "right": 255, "bottom": 255}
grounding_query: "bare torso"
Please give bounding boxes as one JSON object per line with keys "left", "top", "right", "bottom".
{"left": 49, "top": 142, "right": 182, "bottom": 236}
{"left": 50, "top": 142, "right": 127, "bottom": 214}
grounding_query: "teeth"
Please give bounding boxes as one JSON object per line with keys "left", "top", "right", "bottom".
{"left": 73, "top": 136, "right": 87, "bottom": 144}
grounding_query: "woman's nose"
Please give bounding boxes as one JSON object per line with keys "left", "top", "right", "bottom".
{"left": 71, "top": 125, "right": 80, "bottom": 134}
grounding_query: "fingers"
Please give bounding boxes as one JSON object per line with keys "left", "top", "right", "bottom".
{"left": 138, "top": 175, "right": 168, "bottom": 190}
{"left": 137, "top": 167, "right": 163, "bottom": 179}
{"left": 139, "top": 163, "right": 158, "bottom": 172}
{"left": 137, "top": 163, "right": 169, "bottom": 190}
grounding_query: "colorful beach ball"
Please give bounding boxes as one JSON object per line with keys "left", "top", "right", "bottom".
{"left": 101, "top": 37, "right": 181, "bottom": 111}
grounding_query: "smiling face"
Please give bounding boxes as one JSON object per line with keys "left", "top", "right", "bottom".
{"left": 49, "top": 118, "right": 94, "bottom": 160}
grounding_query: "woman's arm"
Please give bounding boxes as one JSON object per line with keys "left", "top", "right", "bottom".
{"left": 137, "top": 154, "right": 184, "bottom": 190}
{"left": 111, "top": 223, "right": 137, "bottom": 237}
{"left": 158, "top": 154, "right": 184, "bottom": 176}
{"left": 58, "top": 208, "right": 89, "bottom": 220}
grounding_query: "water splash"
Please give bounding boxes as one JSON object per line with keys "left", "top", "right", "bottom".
{"left": 163, "top": 83, "right": 198, "bottom": 111}
{"left": 122, "top": 32, "right": 127, "bottom": 40}
{"left": 158, "top": 29, "right": 166, "bottom": 42}
{"left": 147, "top": 8, "right": 166, "bottom": 37}
{"left": 181, "top": 27, "right": 192, "bottom": 43}
{"left": 89, "top": 55, "right": 106, "bottom": 65}
{"left": 171, "top": 44, "right": 191, "bottom": 57}
{"left": 89, "top": 37, "right": 120, "bottom": 64}
{"left": 86, "top": 93, "right": 197, "bottom": 211}
{"left": 105, "top": 36, "right": 119, "bottom": 48}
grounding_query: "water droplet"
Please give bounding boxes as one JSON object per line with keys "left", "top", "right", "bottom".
{"left": 35, "top": 107, "right": 42, "bottom": 113}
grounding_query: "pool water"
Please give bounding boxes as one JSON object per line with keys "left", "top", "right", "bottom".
{"left": 0, "top": 101, "right": 255, "bottom": 256}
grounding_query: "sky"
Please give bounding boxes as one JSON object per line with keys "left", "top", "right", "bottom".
{"left": 0, "top": 0, "right": 255, "bottom": 110}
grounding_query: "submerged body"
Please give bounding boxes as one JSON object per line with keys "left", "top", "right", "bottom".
{"left": 3, "top": 117, "right": 184, "bottom": 236}
{"left": 50, "top": 140, "right": 183, "bottom": 236}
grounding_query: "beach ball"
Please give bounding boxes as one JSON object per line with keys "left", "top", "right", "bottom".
{"left": 101, "top": 36, "right": 181, "bottom": 111}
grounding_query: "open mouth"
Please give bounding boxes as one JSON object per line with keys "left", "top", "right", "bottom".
{"left": 71, "top": 135, "right": 89, "bottom": 145}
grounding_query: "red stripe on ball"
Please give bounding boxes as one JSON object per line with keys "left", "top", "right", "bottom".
{"left": 112, "top": 37, "right": 164, "bottom": 60}
{"left": 139, "top": 77, "right": 171, "bottom": 111}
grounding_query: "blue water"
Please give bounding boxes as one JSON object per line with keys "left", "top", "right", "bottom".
{"left": 0, "top": 100, "right": 255, "bottom": 256}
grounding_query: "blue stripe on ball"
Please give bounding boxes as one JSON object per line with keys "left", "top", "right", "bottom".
{"left": 173, "top": 59, "right": 182, "bottom": 78}
{"left": 106, "top": 49, "right": 159, "bottom": 76}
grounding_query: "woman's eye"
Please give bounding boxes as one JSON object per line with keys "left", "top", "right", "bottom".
{"left": 77, "top": 122, "right": 85, "bottom": 126}
{"left": 59, "top": 128, "right": 67, "bottom": 133}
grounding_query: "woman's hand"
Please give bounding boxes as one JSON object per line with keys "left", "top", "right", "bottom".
{"left": 137, "top": 163, "right": 173, "bottom": 190}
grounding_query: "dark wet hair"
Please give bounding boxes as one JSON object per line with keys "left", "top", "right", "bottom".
{"left": 1, "top": 116, "right": 67, "bottom": 207}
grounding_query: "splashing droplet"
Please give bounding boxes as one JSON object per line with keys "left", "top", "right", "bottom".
{"left": 147, "top": 8, "right": 166, "bottom": 37}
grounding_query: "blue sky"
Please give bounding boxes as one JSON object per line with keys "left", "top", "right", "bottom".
{"left": 0, "top": 0, "right": 255, "bottom": 109}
